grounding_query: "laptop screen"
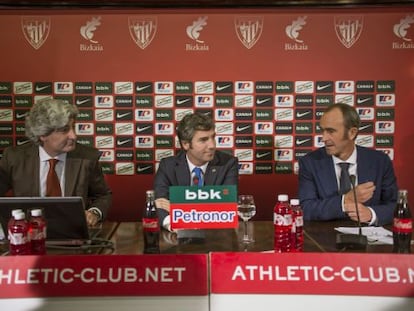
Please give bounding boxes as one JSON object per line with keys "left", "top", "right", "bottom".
{"left": 0, "top": 196, "right": 89, "bottom": 241}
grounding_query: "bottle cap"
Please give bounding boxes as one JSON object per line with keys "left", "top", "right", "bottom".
{"left": 14, "top": 211, "right": 26, "bottom": 220}
{"left": 11, "top": 209, "right": 23, "bottom": 217}
{"left": 31, "top": 209, "right": 42, "bottom": 217}
{"left": 278, "top": 194, "right": 288, "bottom": 202}
{"left": 290, "top": 199, "right": 300, "bottom": 206}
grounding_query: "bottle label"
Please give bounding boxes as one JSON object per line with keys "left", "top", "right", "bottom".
{"left": 393, "top": 218, "right": 413, "bottom": 233}
{"left": 143, "top": 218, "right": 159, "bottom": 232}
{"left": 273, "top": 213, "right": 293, "bottom": 226}
{"left": 295, "top": 216, "right": 304, "bottom": 227}
{"left": 8, "top": 231, "right": 28, "bottom": 245}
{"left": 30, "top": 227, "right": 46, "bottom": 240}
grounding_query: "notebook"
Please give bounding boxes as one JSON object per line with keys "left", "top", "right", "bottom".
{"left": 0, "top": 196, "right": 99, "bottom": 245}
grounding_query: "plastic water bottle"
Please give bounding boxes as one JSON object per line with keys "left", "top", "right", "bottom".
{"left": 273, "top": 194, "right": 293, "bottom": 252}
{"left": 8, "top": 211, "right": 30, "bottom": 255}
{"left": 290, "top": 199, "right": 304, "bottom": 252}
{"left": 29, "top": 209, "right": 47, "bottom": 255}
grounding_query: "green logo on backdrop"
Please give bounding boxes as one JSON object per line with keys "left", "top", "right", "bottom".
{"left": 255, "top": 109, "right": 273, "bottom": 120}
{"left": 215, "top": 96, "right": 233, "bottom": 107}
{"left": 135, "top": 96, "right": 153, "bottom": 107}
{"left": 14, "top": 96, "right": 33, "bottom": 107}
{"left": 155, "top": 109, "right": 173, "bottom": 120}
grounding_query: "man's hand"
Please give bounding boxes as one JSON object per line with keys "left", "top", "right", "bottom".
{"left": 85, "top": 210, "right": 100, "bottom": 226}
{"left": 344, "top": 181, "right": 375, "bottom": 204}
{"left": 155, "top": 198, "right": 171, "bottom": 213}
{"left": 344, "top": 202, "right": 372, "bottom": 223}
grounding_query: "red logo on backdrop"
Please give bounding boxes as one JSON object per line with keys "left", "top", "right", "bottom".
{"left": 128, "top": 17, "right": 157, "bottom": 49}
{"left": 334, "top": 16, "right": 364, "bottom": 48}
{"left": 21, "top": 16, "right": 50, "bottom": 50}
{"left": 234, "top": 17, "right": 263, "bottom": 49}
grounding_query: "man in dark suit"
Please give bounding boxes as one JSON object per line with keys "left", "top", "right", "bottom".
{"left": 0, "top": 99, "right": 112, "bottom": 226}
{"left": 154, "top": 112, "right": 239, "bottom": 230}
{"left": 298, "top": 103, "right": 398, "bottom": 226}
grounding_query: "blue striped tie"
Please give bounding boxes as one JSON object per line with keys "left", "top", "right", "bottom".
{"left": 192, "top": 167, "right": 203, "bottom": 187}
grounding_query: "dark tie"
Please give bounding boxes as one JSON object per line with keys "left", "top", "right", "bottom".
{"left": 192, "top": 167, "right": 203, "bottom": 187}
{"left": 338, "top": 162, "right": 351, "bottom": 195}
{"left": 46, "top": 159, "right": 62, "bottom": 197}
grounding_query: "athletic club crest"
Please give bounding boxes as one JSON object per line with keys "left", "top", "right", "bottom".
{"left": 234, "top": 16, "right": 263, "bottom": 49}
{"left": 128, "top": 17, "right": 157, "bottom": 49}
{"left": 21, "top": 16, "right": 50, "bottom": 50}
{"left": 334, "top": 16, "right": 364, "bottom": 48}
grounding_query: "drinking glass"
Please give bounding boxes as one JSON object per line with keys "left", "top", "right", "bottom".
{"left": 237, "top": 195, "right": 256, "bottom": 243}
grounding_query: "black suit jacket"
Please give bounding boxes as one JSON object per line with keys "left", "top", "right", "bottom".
{"left": 153, "top": 150, "right": 239, "bottom": 224}
{"left": 0, "top": 142, "right": 112, "bottom": 219}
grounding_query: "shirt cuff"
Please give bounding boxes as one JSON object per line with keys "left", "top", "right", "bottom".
{"left": 162, "top": 215, "right": 172, "bottom": 231}
{"left": 88, "top": 207, "right": 103, "bottom": 222}
{"left": 366, "top": 207, "right": 378, "bottom": 226}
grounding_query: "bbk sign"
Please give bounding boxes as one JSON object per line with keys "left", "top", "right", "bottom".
{"left": 170, "top": 185, "right": 238, "bottom": 230}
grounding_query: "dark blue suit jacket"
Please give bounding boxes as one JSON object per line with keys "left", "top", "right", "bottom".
{"left": 154, "top": 150, "right": 239, "bottom": 224}
{"left": 298, "top": 145, "right": 398, "bottom": 226}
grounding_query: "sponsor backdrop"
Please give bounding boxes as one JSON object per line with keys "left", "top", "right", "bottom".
{"left": 0, "top": 6, "right": 413, "bottom": 221}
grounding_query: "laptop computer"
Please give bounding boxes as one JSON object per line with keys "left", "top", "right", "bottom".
{"left": 0, "top": 196, "right": 99, "bottom": 245}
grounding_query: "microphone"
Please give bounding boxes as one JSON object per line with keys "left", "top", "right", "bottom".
{"left": 336, "top": 174, "right": 368, "bottom": 251}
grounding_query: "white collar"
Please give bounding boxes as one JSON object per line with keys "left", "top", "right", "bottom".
{"left": 186, "top": 156, "right": 208, "bottom": 173}
{"left": 332, "top": 146, "right": 357, "bottom": 165}
{"left": 39, "top": 146, "right": 67, "bottom": 162}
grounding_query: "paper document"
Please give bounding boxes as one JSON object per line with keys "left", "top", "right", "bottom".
{"left": 335, "top": 226, "right": 393, "bottom": 245}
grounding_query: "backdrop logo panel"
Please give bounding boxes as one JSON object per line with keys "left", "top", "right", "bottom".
{"left": 334, "top": 16, "right": 364, "bottom": 48}
{"left": 128, "top": 17, "right": 157, "bottom": 49}
{"left": 21, "top": 16, "right": 50, "bottom": 50}
{"left": 234, "top": 16, "right": 263, "bottom": 49}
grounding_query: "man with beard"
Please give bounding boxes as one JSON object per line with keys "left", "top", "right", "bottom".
{"left": 0, "top": 99, "right": 112, "bottom": 226}
{"left": 298, "top": 103, "right": 397, "bottom": 226}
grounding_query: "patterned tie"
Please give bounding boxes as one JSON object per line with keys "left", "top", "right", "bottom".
{"left": 338, "top": 162, "right": 351, "bottom": 195}
{"left": 46, "top": 159, "right": 62, "bottom": 197}
{"left": 192, "top": 167, "right": 203, "bottom": 187}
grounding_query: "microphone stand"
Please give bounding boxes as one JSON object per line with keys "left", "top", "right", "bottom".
{"left": 336, "top": 175, "right": 368, "bottom": 251}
